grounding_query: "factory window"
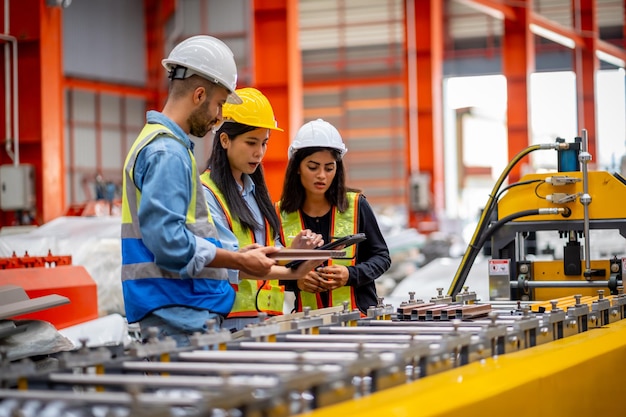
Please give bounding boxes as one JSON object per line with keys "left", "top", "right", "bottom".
{"left": 64, "top": 89, "right": 144, "bottom": 209}
{"left": 444, "top": 70, "right": 626, "bottom": 221}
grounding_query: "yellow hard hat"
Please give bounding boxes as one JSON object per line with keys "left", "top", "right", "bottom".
{"left": 222, "top": 87, "right": 284, "bottom": 131}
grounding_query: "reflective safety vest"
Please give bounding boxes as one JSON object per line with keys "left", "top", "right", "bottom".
{"left": 200, "top": 170, "right": 284, "bottom": 317}
{"left": 278, "top": 192, "right": 359, "bottom": 312}
{"left": 121, "top": 123, "right": 232, "bottom": 323}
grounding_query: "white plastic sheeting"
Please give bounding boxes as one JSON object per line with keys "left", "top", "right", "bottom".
{"left": 0, "top": 216, "right": 124, "bottom": 316}
{"left": 59, "top": 313, "right": 132, "bottom": 349}
{"left": 387, "top": 256, "right": 490, "bottom": 308}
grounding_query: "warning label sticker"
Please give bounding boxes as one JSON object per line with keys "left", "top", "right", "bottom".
{"left": 489, "top": 259, "right": 510, "bottom": 276}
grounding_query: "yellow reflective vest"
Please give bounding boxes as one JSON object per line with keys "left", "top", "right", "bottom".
{"left": 200, "top": 170, "right": 284, "bottom": 317}
{"left": 121, "top": 124, "right": 232, "bottom": 323}
{"left": 278, "top": 192, "right": 359, "bottom": 312}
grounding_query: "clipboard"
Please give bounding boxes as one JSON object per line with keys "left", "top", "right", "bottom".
{"left": 284, "top": 233, "right": 367, "bottom": 269}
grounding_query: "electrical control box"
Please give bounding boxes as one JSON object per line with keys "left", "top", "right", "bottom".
{"left": 409, "top": 173, "right": 431, "bottom": 212}
{"left": 0, "top": 164, "right": 35, "bottom": 211}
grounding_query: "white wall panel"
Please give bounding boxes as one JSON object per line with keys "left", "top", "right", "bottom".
{"left": 101, "top": 129, "right": 123, "bottom": 173}
{"left": 63, "top": 0, "right": 145, "bottom": 84}
{"left": 71, "top": 91, "right": 95, "bottom": 123}
{"left": 73, "top": 127, "right": 96, "bottom": 169}
{"left": 125, "top": 98, "right": 146, "bottom": 129}
{"left": 100, "top": 95, "right": 120, "bottom": 125}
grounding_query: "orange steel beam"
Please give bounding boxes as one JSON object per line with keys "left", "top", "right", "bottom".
{"left": 459, "top": 0, "right": 625, "bottom": 166}
{"left": 530, "top": 12, "right": 585, "bottom": 48}
{"left": 453, "top": 0, "right": 516, "bottom": 21}
{"left": 596, "top": 39, "right": 626, "bottom": 66}
{"left": 461, "top": 0, "right": 626, "bottom": 68}
{"left": 458, "top": 0, "right": 580, "bottom": 49}
{"left": 405, "top": 0, "right": 444, "bottom": 231}
{"left": 337, "top": 127, "right": 405, "bottom": 138}
{"left": 143, "top": 0, "right": 174, "bottom": 111}
{"left": 65, "top": 77, "right": 152, "bottom": 99}
{"left": 39, "top": 2, "right": 65, "bottom": 224}
{"left": 304, "top": 74, "right": 404, "bottom": 89}
{"left": 1, "top": 1, "right": 65, "bottom": 226}
{"left": 502, "top": 0, "right": 534, "bottom": 184}
{"left": 574, "top": 0, "right": 598, "bottom": 159}
{"left": 252, "top": 0, "right": 302, "bottom": 202}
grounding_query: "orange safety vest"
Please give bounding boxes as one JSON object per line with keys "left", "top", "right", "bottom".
{"left": 278, "top": 192, "right": 359, "bottom": 312}
{"left": 200, "top": 171, "right": 284, "bottom": 317}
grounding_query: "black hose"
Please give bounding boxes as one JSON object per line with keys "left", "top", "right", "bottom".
{"left": 475, "top": 209, "right": 542, "bottom": 250}
{"left": 448, "top": 145, "right": 542, "bottom": 298}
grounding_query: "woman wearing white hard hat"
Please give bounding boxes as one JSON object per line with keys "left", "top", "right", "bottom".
{"left": 121, "top": 36, "right": 281, "bottom": 347}
{"left": 200, "top": 88, "right": 325, "bottom": 332}
{"left": 277, "top": 119, "right": 391, "bottom": 315}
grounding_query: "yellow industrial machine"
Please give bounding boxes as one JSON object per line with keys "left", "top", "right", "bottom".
{"left": 449, "top": 130, "right": 625, "bottom": 302}
{"left": 492, "top": 169, "right": 626, "bottom": 301}
{"left": 2, "top": 131, "right": 626, "bottom": 416}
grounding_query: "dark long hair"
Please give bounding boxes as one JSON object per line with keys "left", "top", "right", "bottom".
{"left": 279, "top": 146, "right": 357, "bottom": 214}
{"left": 207, "top": 121, "right": 281, "bottom": 238}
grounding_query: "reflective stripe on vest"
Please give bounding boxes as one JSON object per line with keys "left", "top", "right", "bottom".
{"left": 121, "top": 123, "right": 231, "bottom": 322}
{"left": 201, "top": 170, "right": 284, "bottom": 317}
{"left": 278, "top": 192, "right": 359, "bottom": 312}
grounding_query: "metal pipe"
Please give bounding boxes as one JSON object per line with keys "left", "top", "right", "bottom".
{"left": 165, "top": 0, "right": 184, "bottom": 59}
{"left": 579, "top": 129, "right": 592, "bottom": 278}
{"left": 11, "top": 30, "right": 18, "bottom": 165}
{"left": 3, "top": 25, "right": 9, "bottom": 162}
{"left": 405, "top": 0, "right": 418, "bottom": 174}
{"left": 2, "top": 0, "right": 18, "bottom": 165}
{"left": 511, "top": 280, "right": 621, "bottom": 289}
{"left": 516, "top": 229, "right": 526, "bottom": 262}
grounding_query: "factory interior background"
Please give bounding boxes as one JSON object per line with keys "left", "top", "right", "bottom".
{"left": 1, "top": 0, "right": 623, "bottom": 308}
{"left": 1, "top": 0, "right": 626, "bottom": 416}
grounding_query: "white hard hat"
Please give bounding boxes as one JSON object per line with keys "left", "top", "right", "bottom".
{"left": 289, "top": 119, "right": 348, "bottom": 159}
{"left": 162, "top": 35, "right": 242, "bottom": 104}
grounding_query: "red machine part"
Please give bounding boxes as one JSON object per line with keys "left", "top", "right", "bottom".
{"left": 0, "top": 250, "right": 72, "bottom": 269}
{"left": 0, "top": 252, "right": 98, "bottom": 329}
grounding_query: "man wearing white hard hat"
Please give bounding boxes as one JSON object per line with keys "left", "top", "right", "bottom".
{"left": 121, "top": 35, "right": 279, "bottom": 346}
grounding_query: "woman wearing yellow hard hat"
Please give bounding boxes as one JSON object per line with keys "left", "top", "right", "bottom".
{"left": 200, "top": 87, "right": 324, "bottom": 332}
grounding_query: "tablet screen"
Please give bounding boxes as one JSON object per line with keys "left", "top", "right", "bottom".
{"left": 285, "top": 233, "right": 366, "bottom": 269}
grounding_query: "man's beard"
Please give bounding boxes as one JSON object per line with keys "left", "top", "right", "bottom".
{"left": 188, "top": 101, "right": 217, "bottom": 138}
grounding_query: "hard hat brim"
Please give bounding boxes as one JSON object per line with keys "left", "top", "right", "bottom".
{"left": 227, "top": 91, "right": 243, "bottom": 105}
{"left": 222, "top": 118, "right": 284, "bottom": 131}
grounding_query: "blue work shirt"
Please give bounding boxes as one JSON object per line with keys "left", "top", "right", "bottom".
{"left": 133, "top": 110, "right": 228, "bottom": 330}
{"left": 134, "top": 110, "right": 218, "bottom": 278}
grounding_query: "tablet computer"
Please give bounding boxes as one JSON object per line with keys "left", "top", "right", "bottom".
{"left": 284, "top": 233, "right": 367, "bottom": 269}
{"left": 268, "top": 249, "right": 346, "bottom": 261}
